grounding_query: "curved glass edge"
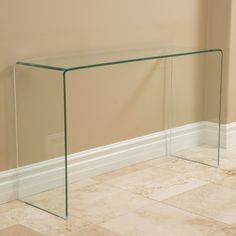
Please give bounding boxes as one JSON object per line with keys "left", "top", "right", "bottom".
{"left": 16, "top": 48, "right": 222, "bottom": 72}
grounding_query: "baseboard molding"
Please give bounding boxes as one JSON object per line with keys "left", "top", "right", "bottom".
{"left": 0, "top": 121, "right": 236, "bottom": 204}
{"left": 220, "top": 122, "right": 236, "bottom": 148}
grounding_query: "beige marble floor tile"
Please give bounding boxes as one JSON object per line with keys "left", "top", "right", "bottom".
{"left": 147, "top": 155, "right": 202, "bottom": 168}
{"left": 63, "top": 224, "right": 120, "bottom": 236}
{"left": 71, "top": 181, "right": 121, "bottom": 201}
{"left": 4, "top": 205, "right": 90, "bottom": 235}
{"left": 149, "top": 157, "right": 229, "bottom": 182}
{"left": 220, "top": 147, "right": 236, "bottom": 158}
{"left": 28, "top": 199, "right": 66, "bottom": 215}
{"left": 220, "top": 155, "right": 236, "bottom": 171}
{"left": 21, "top": 178, "right": 98, "bottom": 204}
{"left": 21, "top": 187, "right": 65, "bottom": 203}
{"left": 0, "top": 213, "right": 17, "bottom": 230}
{"left": 103, "top": 166, "right": 208, "bottom": 201}
{"left": 104, "top": 167, "right": 173, "bottom": 187}
{"left": 146, "top": 155, "right": 176, "bottom": 166}
{"left": 0, "top": 201, "right": 26, "bottom": 214}
{"left": 0, "top": 224, "right": 44, "bottom": 236}
{"left": 137, "top": 177, "right": 208, "bottom": 201}
{"left": 21, "top": 194, "right": 66, "bottom": 217}
{"left": 93, "top": 162, "right": 153, "bottom": 182}
{"left": 164, "top": 183, "right": 236, "bottom": 225}
{"left": 181, "top": 153, "right": 218, "bottom": 167}
{"left": 207, "top": 226, "right": 236, "bottom": 236}
{"left": 69, "top": 182, "right": 155, "bottom": 224}
{"left": 21, "top": 189, "right": 67, "bottom": 217}
{"left": 19, "top": 179, "right": 99, "bottom": 215}
{"left": 214, "top": 175, "right": 236, "bottom": 189}
{"left": 174, "top": 145, "right": 219, "bottom": 166}
{"left": 102, "top": 202, "right": 225, "bottom": 236}
{"left": 69, "top": 178, "right": 99, "bottom": 192}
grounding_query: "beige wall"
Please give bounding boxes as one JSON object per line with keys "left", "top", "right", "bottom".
{"left": 0, "top": 0, "right": 230, "bottom": 171}
{"left": 207, "top": 0, "right": 236, "bottom": 123}
{"left": 207, "top": 0, "right": 231, "bottom": 123}
{"left": 227, "top": 0, "right": 236, "bottom": 123}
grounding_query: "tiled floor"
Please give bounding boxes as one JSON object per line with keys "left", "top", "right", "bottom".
{"left": 1, "top": 146, "right": 236, "bottom": 235}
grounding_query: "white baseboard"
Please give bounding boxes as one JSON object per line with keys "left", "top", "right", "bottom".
{"left": 0, "top": 121, "right": 236, "bottom": 204}
{"left": 220, "top": 122, "right": 236, "bottom": 148}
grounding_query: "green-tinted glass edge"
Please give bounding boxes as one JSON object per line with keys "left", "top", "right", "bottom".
{"left": 16, "top": 48, "right": 222, "bottom": 72}
{"left": 63, "top": 71, "right": 68, "bottom": 219}
{"left": 15, "top": 61, "right": 67, "bottom": 71}
{"left": 217, "top": 50, "right": 224, "bottom": 167}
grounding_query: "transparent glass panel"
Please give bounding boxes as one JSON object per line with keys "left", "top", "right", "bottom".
{"left": 14, "top": 65, "right": 67, "bottom": 218}
{"left": 169, "top": 51, "right": 222, "bottom": 167}
{"left": 65, "top": 59, "right": 168, "bottom": 178}
{"left": 14, "top": 47, "right": 223, "bottom": 218}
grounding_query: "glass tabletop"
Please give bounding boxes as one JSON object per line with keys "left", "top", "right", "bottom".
{"left": 16, "top": 46, "right": 222, "bottom": 72}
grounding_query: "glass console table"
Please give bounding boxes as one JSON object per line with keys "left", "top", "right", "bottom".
{"left": 14, "top": 47, "right": 223, "bottom": 218}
